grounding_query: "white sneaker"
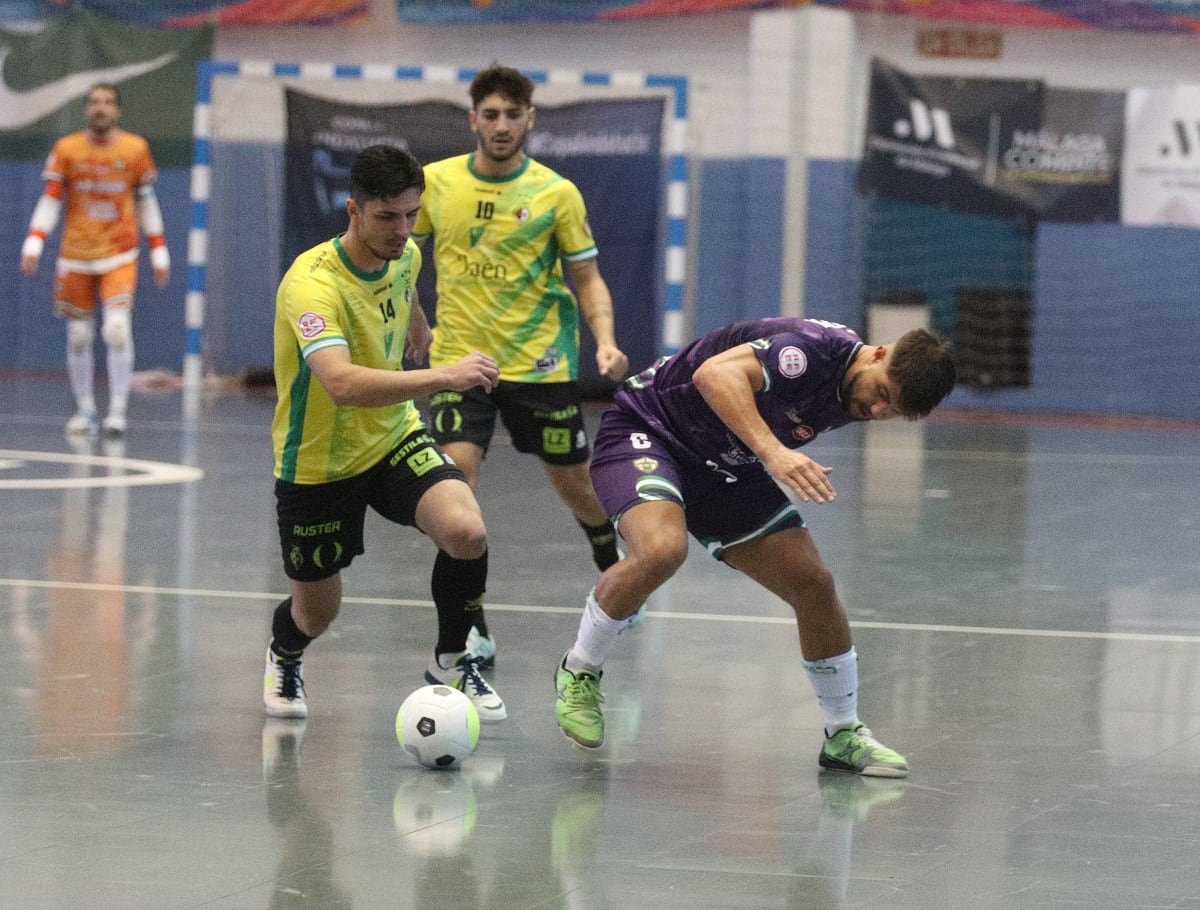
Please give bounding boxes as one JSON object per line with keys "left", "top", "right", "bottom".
{"left": 65, "top": 410, "right": 96, "bottom": 435}
{"left": 466, "top": 626, "right": 496, "bottom": 669}
{"left": 101, "top": 413, "right": 127, "bottom": 436}
{"left": 425, "top": 651, "right": 507, "bottom": 723}
{"left": 263, "top": 647, "right": 308, "bottom": 718}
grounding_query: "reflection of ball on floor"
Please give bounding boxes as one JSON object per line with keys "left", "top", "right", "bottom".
{"left": 396, "top": 684, "right": 480, "bottom": 769}
{"left": 392, "top": 773, "right": 478, "bottom": 858}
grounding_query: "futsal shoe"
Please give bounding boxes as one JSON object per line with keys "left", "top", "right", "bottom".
{"left": 819, "top": 723, "right": 909, "bottom": 778}
{"left": 263, "top": 647, "right": 308, "bottom": 719}
{"left": 465, "top": 626, "right": 496, "bottom": 669}
{"left": 65, "top": 410, "right": 96, "bottom": 435}
{"left": 555, "top": 653, "right": 605, "bottom": 749}
{"left": 101, "top": 413, "right": 126, "bottom": 436}
{"left": 425, "top": 651, "right": 507, "bottom": 723}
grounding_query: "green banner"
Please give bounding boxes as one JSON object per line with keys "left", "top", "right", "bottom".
{"left": 0, "top": 10, "right": 213, "bottom": 167}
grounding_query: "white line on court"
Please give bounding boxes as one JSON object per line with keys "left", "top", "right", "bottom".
{"left": 3, "top": 578, "right": 1199, "bottom": 645}
{"left": 0, "top": 448, "right": 203, "bottom": 489}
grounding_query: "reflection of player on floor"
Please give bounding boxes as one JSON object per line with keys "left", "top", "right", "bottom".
{"left": 413, "top": 65, "right": 630, "bottom": 664}
{"left": 554, "top": 318, "right": 956, "bottom": 777}
{"left": 20, "top": 83, "right": 171, "bottom": 437}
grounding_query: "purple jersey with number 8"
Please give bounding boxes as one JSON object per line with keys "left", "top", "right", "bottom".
{"left": 615, "top": 317, "right": 864, "bottom": 472}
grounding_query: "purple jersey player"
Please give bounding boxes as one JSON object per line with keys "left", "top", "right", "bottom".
{"left": 553, "top": 317, "right": 956, "bottom": 777}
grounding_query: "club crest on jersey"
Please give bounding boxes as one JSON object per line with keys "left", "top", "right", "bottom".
{"left": 515, "top": 206, "right": 530, "bottom": 222}
{"left": 633, "top": 456, "right": 658, "bottom": 473}
{"left": 298, "top": 312, "right": 327, "bottom": 338}
{"left": 778, "top": 346, "right": 807, "bottom": 378}
{"left": 792, "top": 425, "right": 815, "bottom": 443}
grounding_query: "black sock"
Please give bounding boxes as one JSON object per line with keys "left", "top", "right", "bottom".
{"left": 579, "top": 518, "right": 620, "bottom": 571}
{"left": 270, "top": 597, "right": 312, "bottom": 658}
{"left": 431, "top": 549, "right": 488, "bottom": 656}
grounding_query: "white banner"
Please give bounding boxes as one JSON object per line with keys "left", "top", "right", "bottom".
{"left": 1122, "top": 85, "right": 1200, "bottom": 227}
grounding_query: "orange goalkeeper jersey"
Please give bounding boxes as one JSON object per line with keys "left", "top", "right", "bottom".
{"left": 43, "top": 130, "right": 157, "bottom": 263}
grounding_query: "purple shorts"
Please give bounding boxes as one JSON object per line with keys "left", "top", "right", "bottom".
{"left": 589, "top": 407, "right": 804, "bottom": 560}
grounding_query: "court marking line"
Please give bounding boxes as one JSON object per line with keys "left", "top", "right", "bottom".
{"left": 3, "top": 578, "right": 1199, "bottom": 645}
{"left": 0, "top": 449, "right": 203, "bottom": 489}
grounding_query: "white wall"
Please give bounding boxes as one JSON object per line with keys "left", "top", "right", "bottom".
{"left": 213, "top": 1, "right": 755, "bottom": 160}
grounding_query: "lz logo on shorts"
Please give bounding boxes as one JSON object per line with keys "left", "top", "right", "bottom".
{"left": 894, "top": 99, "right": 955, "bottom": 149}
{"left": 543, "top": 427, "right": 571, "bottom": 455}
{"left": 407, "top": 447, "right": 445, "bottom": 477}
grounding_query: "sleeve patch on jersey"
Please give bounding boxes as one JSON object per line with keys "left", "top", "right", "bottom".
{"left": 298, "top": 312, "right": 327, "bottom": 338}
{"left": 778, "top": 345, "right": 807, "bottom": 378}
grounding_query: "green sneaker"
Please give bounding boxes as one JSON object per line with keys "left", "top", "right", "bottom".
{"left": 819, "top": 723, "right": 909, "bottom": 778}
{"left": 555, "top": 653, "right": 605, "bottom": 749}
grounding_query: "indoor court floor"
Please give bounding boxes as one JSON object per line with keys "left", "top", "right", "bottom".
{"left": 2, "top": 373, "right": 1200, "bottom": 910}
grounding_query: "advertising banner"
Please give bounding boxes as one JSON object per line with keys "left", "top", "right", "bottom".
{"left": 284, "top": 90, "right": 666, "bottom": 380}
{"left": 0, "top": 10, "right": 213, "bottom": 167}
{"left": 996, "top": 87, "right": 1123, "bottom": 223}
{"left": 857, "top": 59, "right": 1043, "bottom": 218}
{"left": 1121, "top": 85, "right": 1200, "bottom": 227}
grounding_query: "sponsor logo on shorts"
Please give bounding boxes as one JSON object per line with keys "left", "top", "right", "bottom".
{"left": 543, "top": 427, "right": 572, "bottom": 455}
{"left": 778, "top": 345, "right": 807, "bottom": 378}
{"left": 633, "top": 456, "right": 658, "bottom": 473}
{"left": 407, "top": 447, "right": 445, "bottom": 476}
{"left": 298, "top": 312, "right": 326, "bottom": 338}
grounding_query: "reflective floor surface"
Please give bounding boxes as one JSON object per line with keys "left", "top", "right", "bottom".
{"left": 2, "top": 374, "right": 1200, "bottom": 909}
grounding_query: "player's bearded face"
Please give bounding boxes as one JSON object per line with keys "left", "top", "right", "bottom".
{"left": 353, "top": 189, "right": 422, "bottom": 262}
{"left": 471, "top": 94, "right": 534, "bottom": 163}
{"left": 85, "top": 89, "right": 120, "bottom": 133}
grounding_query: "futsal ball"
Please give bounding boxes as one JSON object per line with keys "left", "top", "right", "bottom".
{"left": 396, "top": 684, "right": 480, "bottom": 769}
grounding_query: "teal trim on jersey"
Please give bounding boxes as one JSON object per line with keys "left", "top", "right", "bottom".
{"left": 332, "top": 235, "right": 390, "bottom": 283}
{"left": 279, "top": 346, "right": 313, "bottom": 483}
{"left": 466, "top": 153, "right": 532, "bottom": 183}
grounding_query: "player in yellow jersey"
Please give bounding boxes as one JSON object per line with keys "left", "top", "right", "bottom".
{"left": 263, "top": 144, "right": 507, "bottom": 724}
{"left": 413, "top": 65, "right": 631, "bottom": 667}
{"left": 20, "top": 83, "right": 171, "bottom": 437}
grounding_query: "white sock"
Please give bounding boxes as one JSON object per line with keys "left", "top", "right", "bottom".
{"left": 67, "top": 348, "right": 94, "bottom": 413}
{"left": 106, "top": 342, "right": 133, "bottom": 416}
{"left": 802, "top": 647, "right": 859, "bottom": 734}
{"left": 566, "top": 590, "right": 629, "bottom": 673}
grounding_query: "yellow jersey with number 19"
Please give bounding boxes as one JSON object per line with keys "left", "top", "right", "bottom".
{"left": 413, "top": 153, "right": 598, "bottom": 383}
{"left": 272, "top": 236, "right": 424, "bottom": 484}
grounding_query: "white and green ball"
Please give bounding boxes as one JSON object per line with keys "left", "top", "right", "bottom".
{"left": 396, "top": 684, "right": 480, "bottom": 769}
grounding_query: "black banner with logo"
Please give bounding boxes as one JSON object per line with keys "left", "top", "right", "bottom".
{"left": 994, "top": 87, "right": 1123, "bottom": 223}
{"left": 858, "top": 60, "right": 1122, "bottom": 223}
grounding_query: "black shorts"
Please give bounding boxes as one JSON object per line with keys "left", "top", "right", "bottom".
{"left": 427, "top": 380, "right": 590, "bottom": 466}
{"left": 275, "top": 429, "right": 465, "bottom": 582}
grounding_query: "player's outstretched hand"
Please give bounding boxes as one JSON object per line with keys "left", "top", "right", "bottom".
{"left": 445, "top": 351, "right": 499, "bottom": 392}
{"left": 766, "top": 451, "right": 836, "bottom": 504}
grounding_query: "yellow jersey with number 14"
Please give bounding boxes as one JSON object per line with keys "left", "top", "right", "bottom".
{"left": 272, "top": 236, "right": 424, "bottom": 484}
{"left": 413, "top": 153, "right": 598, "bottom": 383}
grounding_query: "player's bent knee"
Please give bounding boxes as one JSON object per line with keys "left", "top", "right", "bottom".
{"left": 440, "top": 523, "right": 488, "bottom": 561}
{"left": 66, "top": 318, "right": 94, "bottom": 353}
{"left": 101, "top": 309, "right": 132, "bottom": 349}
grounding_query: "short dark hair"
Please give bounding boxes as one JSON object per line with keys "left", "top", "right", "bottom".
{"left": 469, "top": 64, "right": 534, "bottom": 109}
{"left": 350, "top": 144, "right": 424, "bottom": 203}
{"left": 88, "top": 83, "right": 121, "bottom": 107}
{"left": 887, "top": 328, "right": 956, "bottom": 419}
